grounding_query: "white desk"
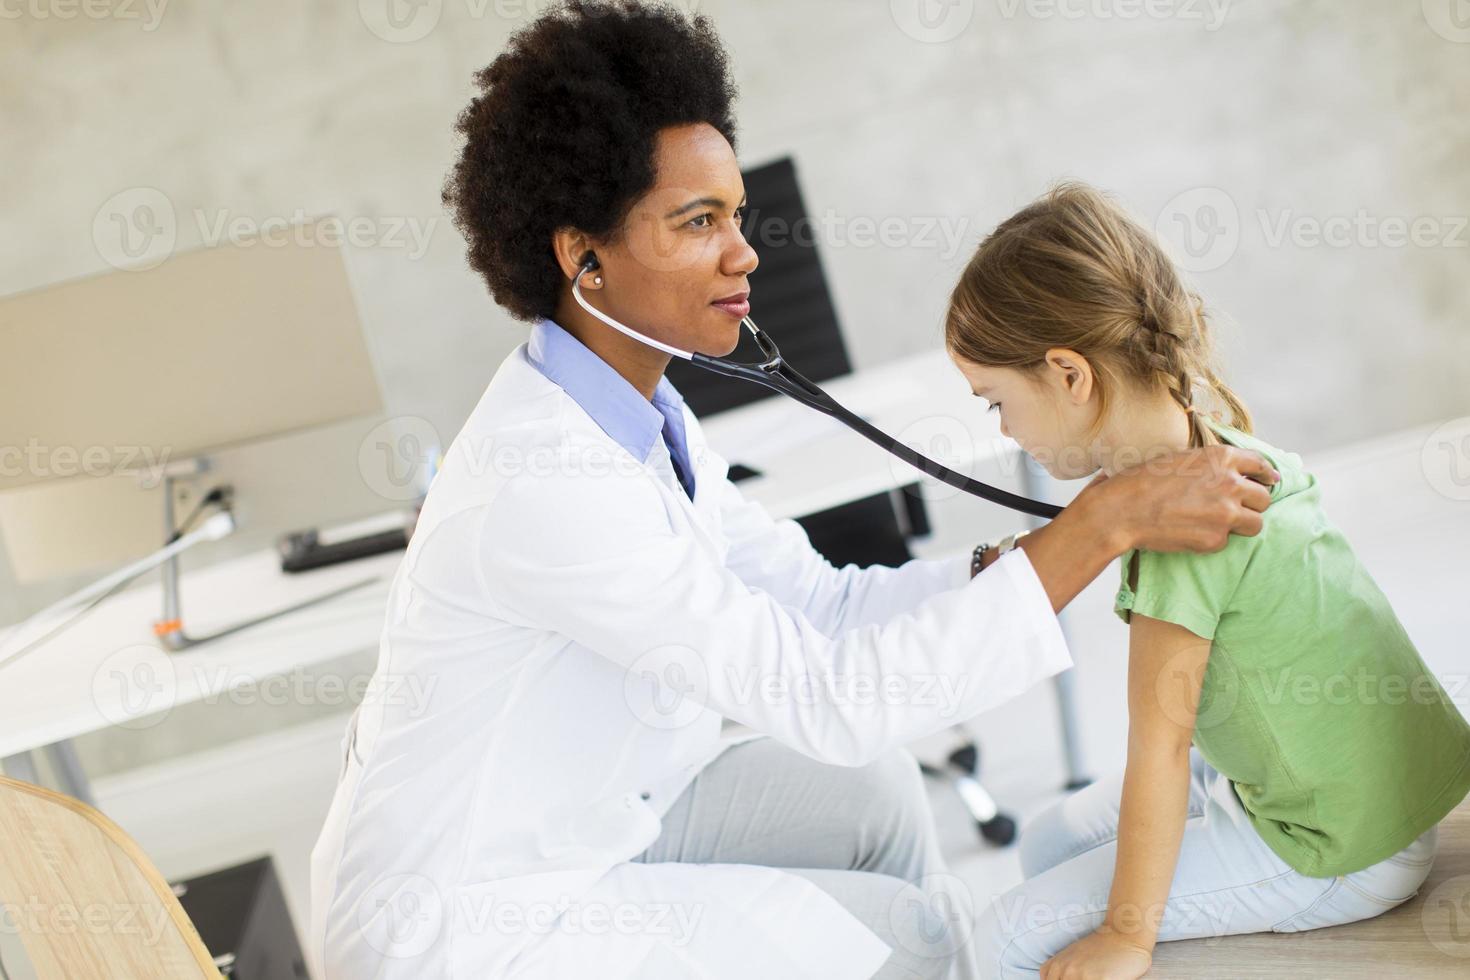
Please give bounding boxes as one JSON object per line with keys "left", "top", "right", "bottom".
{"left": 0, "top": 549, "right": 400, "bottom": 795}
{"left": 698, "top": 348, "right": 1025, "bottom": 520}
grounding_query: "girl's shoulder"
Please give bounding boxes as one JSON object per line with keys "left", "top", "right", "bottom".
{"left": 1116, "top": 418, "right": 1334, "bottom": 638}
{"left": 1200, "top": 415, "right": 1313, "bottom": 504}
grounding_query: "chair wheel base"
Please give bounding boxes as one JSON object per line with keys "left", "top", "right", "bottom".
{"left": 978, "top": 814, "right": 1017, "bottom": 847}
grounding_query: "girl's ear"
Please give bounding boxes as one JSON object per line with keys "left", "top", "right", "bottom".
{"left": 1044, "top": 348, "right": 1095, "bottom": 405}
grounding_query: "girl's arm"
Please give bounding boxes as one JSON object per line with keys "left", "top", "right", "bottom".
{"left": 1041, "top": 601, "right": 1211, "bottom": 979}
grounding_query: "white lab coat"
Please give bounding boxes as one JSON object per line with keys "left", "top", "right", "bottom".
{"left": 308, "top": 343, "right": 1071, "bottom": 979}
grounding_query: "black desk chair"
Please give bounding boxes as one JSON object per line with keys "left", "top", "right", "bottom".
{"left": 796, "top": 489, "right": 1018, "bottom": 847}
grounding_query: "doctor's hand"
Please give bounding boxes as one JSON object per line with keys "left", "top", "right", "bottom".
{"left": 1093, "top": 445, "right": 1279, "bottom": 555}
{"left": 1004, "top": 446, "right": 1278, "bottom": 616}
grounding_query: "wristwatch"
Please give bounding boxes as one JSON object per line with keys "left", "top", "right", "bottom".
{"left": 972, "top": 530, "right": 1031, "bottom": 577}
{"left": 997, "top": 529, "right": 1031, "bottom": 557}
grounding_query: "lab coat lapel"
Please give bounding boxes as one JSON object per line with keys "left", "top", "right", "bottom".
{"left": 635, "top": 414, "right": 729, "bottom": 559}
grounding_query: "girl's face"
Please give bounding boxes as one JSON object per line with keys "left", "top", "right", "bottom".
{"left": 588, "top": 122, "right": 759, "bottom": 358}
{"left": 948, "top": 350, "right": 1106, "bottom": 481}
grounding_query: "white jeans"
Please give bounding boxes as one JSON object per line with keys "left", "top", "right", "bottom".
{"left": 976, "top": 749, "right": 1439, "bottom": 978}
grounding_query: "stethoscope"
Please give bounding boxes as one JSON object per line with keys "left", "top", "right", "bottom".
{"left": 572, "top": 258, "right": 1063, "bottom": 520}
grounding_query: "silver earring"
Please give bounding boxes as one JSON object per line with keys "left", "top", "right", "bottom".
{"left": 593, "top": 275, "right": 603, "bottom": 286}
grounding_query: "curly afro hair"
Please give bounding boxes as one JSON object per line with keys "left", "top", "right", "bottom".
{"left": 442, "top": 0, "right": 740, "bottom": 322}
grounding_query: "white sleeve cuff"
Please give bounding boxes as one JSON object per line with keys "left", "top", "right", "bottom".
{"left": 992, "top": 547, "right": 1073, "bottom": 677}
{"left": 950, "top": 551, "right": 976, "bottom": 590}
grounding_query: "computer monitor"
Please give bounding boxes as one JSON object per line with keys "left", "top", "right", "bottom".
{"left": 0, "top": 221, "right": 382, "bottom": 495}
{"left": 662, "top": 156, "right": 852, "bottom": 417}
{"left": 0, "top": 221, "right": 389, "bottom": 583}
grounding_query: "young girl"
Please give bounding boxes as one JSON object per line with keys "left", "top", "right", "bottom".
{"left": 952, "top": 183, "right": 1470, "bottom": 978}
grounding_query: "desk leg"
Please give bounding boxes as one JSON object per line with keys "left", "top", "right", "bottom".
{"left": 1020, "top": 455, "right": 1092, "bottom": 791}
{"left": 2, "top": 751, "right": 39, "bottom": 785}
{"left": 43, "top": 741, "right": 96, "bottom": 808}
{"left": 4, "top": 744, "right": 97, "bottom": 805}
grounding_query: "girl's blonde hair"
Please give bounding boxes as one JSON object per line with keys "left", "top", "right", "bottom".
{"left": 944, "top": 181, "right": 1251, "bottom": 450}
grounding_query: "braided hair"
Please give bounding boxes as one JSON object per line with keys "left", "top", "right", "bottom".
{"left": 944, "top": 181, "right": 1251, "bottom": 449}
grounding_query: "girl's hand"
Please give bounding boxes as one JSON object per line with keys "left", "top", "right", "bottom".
{"left": 1040, "top": 928, "right": 1153, "bottom": 980}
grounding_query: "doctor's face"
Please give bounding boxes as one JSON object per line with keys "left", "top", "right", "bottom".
{"left": 588, "top": 122, "right": 759, "bottom": 357}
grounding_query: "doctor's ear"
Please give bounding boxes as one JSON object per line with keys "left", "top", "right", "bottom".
{"left": 580, "top": 253, "right": 604, "bottom": 287}
{"left": 552, "top": 230, "right": 605, "bottom": 287}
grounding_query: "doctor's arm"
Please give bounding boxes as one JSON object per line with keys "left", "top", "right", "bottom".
{"left": 477, "top": 474, "right": 1072, "bottom": 768}
{"left": 715, "top": 476, "right": 972, "bottom": 635}
{"left": 721, "top": 442, "right": 1278, "bottom": 633}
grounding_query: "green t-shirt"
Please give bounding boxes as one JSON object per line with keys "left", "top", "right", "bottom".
{"left": 1114, "top": 417, "right": 1470, "bottom": 877}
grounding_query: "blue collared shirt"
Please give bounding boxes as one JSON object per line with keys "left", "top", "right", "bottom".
{"left": 527, "top": 319, "right": 697, "bottom": 499}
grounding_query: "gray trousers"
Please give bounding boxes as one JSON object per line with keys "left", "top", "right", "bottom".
{"left": 633, "top": 736, "right": 982, "bottom": 980}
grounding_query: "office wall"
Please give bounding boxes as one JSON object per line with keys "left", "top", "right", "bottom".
{"left": 4, "top": 1, "right": 1467, "bottom": 455}
{"left": 3, "top": 0, "right": 1467, "bottom": 769}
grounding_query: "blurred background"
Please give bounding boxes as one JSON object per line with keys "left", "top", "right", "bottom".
{"left": 2, "top": 1, "right": 1468, "bottom": 971}
{"left": 6, "top": 1, "right": 1468, "bottom": 471}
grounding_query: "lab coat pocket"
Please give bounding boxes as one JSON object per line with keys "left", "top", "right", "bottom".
{"left": 562, "top": 791, "right": 665, "bottom": 855}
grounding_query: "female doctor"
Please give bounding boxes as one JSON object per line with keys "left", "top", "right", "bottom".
{"left": 308, "top": 3, "right": 1278, "bottom": 978}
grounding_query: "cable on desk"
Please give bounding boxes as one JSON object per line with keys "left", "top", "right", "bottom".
{"left": 0, "top": 487, "right": 233, "bottom": 673}
{"left": 168, "top": 485, "right": 230, "bottom": 543}
{"left": 0, "top": 574, "right": 134, "bottom": 673}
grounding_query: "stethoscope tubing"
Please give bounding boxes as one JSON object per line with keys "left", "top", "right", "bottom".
{"left": 571, "top": 267, "right": 1064, "bottom": 521}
